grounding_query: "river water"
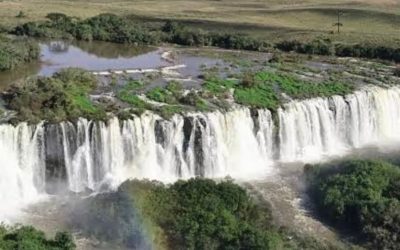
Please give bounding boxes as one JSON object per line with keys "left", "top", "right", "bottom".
{"left": 1, "top": 41, "right": 400, "bottom": 249}
{"left": 0, "top": 40, "right": 229, "bottom": 90}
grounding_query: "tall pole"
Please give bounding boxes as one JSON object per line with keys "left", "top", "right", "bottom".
{"left": 335, "top": 10, "right": 343, "bottom": 34}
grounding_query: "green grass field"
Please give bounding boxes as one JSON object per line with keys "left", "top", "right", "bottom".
{"left": 1, "top": 0, "right": 399, "bottom": 45}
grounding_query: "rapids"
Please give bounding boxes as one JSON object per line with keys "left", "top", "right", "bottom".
{"left": 1, "top": 85, "right": 400, "bottom": 213}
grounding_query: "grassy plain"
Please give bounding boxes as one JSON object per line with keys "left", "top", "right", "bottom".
{"left": 0, "top": 0, "right": 399, "bottom": 45}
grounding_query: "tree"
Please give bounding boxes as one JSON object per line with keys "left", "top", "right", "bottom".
{"left": 307, "top": 159, "right": 400, "bottom": 249}
{"left": 46, "top": 13, "right": 69, "bottom": 22}
{"left": 333, "top": 10, "right": 344, "bottom": 33}
{"left": 16, "top": 11, "right": 26, "bottom": 18}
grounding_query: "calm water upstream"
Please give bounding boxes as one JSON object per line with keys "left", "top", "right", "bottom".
{"left": 38, "top": 41, "right": 168, "bottom": 75}
{"left": 0, "top": 40, "right": 226, "bottom": 90}
{"left": 0, "top": 40, "right": 167, "bottom": 89}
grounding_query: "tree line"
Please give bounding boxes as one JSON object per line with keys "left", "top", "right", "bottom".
{"left": 11, "top": 13, "right": 400, "bottom": 63}
{"left": 306, "top": 159, "right": 400, "bottom": 249}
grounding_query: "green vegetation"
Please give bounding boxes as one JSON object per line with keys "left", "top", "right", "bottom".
{"left": 146, "top": 87, "right": 177, "bottom": 104}
{"left": 1, "top": 0, "right": 400, "bottom": 46}
{"left": 72, "top": 178, "right": 337, "bottom": 250}
{"left": 116, "top": 80, "right": 187, "bottom": 118}
{"left": 261, "top": 71, "right": 354, "bottom": 99}
{"left": 116, "top": 80, "right": 150, "bottom": 113}
{"left": 203, "top": 71, "right": 354, "bottom": 110}
{"left": 12, "top": 14, "right": 266, "bottom": 51}
{"left": 0, "top": 225, "right": 75, "bottom": 250}
{"left": 179, "top": 92, "right": 210, "bottom": 112}
{"left": 1, "top": 65, "right": 359, "bottom": 123}
{"left": 0, "top": 35, "right": 39, "bottom": 71}
{"left": 142, "top": 179, "right": 281, "bottom": 250}
{"left": 234, "top": 86, "right": 278, "bottom": 110}
{"left": 9, "top": 12, "right": 400, "bottom": 62}
{"left": 145, "top": 82, "right": 185, "bottom": 105}
{"left": 2, "top": 68, "right": 106, "bottom": 123}
{"left": 306, "top": 159, "right": 400, "bottom": 249}
{"left": 157, "top": 105, "right": 183, "bottom": 119}
{"left": 277, "top": 38, "right": 400, "bottom": 62}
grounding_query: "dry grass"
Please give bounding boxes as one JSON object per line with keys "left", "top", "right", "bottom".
{"left": 0, "top": 0, "right": 399, "bottom": 44}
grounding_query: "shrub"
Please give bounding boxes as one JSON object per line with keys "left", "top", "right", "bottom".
{"left": 46, "top": 13, "right": 70, "bottom": 22}
{"left": 76, "top": 179, "right": 283, "bottom": 249}
{"left": 276, "top": 39, "right": 400, "bottom": 62}
{"left": 0, "top": 35, "right": 39, "bottom": 71}
{"left": 13, "top": 13, "right": 400, "bottom": 61}
{"left": 2, "top": 68, "right": 106, "bottom": 122}
{"left": 306, "top": 159, "right": 400, "bottom": 249}
{"left": 203, "top": 78, "right": 236, "bottom": 96}
{"left": 0, "top": 225, "right": 75, "bottom": 250}
{"left": 166, "top": 81, "right": 183, "bottom": 97}
{"left": 16, "top": 11, "right": 26, "bottom": 18}
{"left": 146, "top": 86, "right": 177, "bottom": 104}
{"left": 241, "top": 72, "right": 257, "bottom": 88}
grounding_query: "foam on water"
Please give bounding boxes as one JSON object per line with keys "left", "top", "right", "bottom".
{"left": 1, "top": 86, "right": 400, "bottom": 218}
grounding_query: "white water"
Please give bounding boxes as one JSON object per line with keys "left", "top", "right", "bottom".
{"left": 1, "top": 86, "right": 400, "bottom": 216}
{"left": 278, "top": 86, "right": 400, "bottom": 162}
{"left": 0, "top": 122, "right": 45, "bottom": 220}
{"left": 59, "top": 108, "right": 272, "bottom": 192}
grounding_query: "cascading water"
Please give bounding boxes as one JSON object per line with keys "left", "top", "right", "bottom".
{"left": 59, "top": 108, "right": 272, "bottom": 193}
{"left": 2, "top": 86, "right": 400, "bottom": 209}
{"left": 278, "top": 86, "right": 400, "bottom": 162}
{"left": 0, "top": 122, "right": 45, "bottom": 219}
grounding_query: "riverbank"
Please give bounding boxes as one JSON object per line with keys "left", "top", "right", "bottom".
{"left": 8, "top": 13, "right": 400, "bottom": 63}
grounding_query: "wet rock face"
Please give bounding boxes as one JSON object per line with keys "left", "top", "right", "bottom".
{"left": 154, "top": 119, "right": 166, "bottom": 147}
{"left": 44, "top": 124, "right": 67, "bottom": 194}
{"left": 182, "top": 116, "right": 206, "bottom": 177}
{"left": 194, "top": 118, "right": 206, "bottom": 177}
{"left": 250, "top": 108, "right": 260, "bottom": 135}
{"left": 89, "top": 122, "right": 105, "bottom": 182}
{"left": 182, "top": 117, "right": 194, "bottom": 154}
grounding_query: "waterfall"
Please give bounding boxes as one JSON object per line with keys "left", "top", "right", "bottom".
{"left": 278, "top": 86, "right": 400, "bottom": 162}
{"left": 60, "top": 108, "right": 273, "bottom": 192}
{"left": 0, "top": 122, "right": 45, "bottom": 219}
{"left": 1, "top": 86, "right": 400, "bottom": 206}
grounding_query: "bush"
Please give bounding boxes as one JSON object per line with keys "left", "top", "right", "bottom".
{"left": 46, "top": 13, "right": 70, "bottom": 22}
{"left": 306, "top": 159, "right": 400, "bottom": 249}
{"left": 156, "top": 179, "right": 281, "bottom": 250}
{"left": 16, "top": 11, "right": 26, "bottom": 18}
{"left": 73, "top": 178, "right": 346, "bottom": 250}
{"left": 146, "top": 86, "right": 177, "bottom": 104}
{"left": 276, "top": 39, "right": 400, "bottom": 62}
{"left": 0, "top": 35, "right": 39, "bottom": 71}
{"left": 180, "top": 92, "right": 210, "bottom": 111}
{"left": 0, "top": 225, "right": 75, "bottom": 250}
{"left": 76, "top": 179, "right": 284, "bottom": 249}
{"left": 2, "top": 68, "right": 106, "bottom": 122}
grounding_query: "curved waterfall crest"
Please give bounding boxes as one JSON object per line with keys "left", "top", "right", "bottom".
{"left": 1, "top": 85, "right": 400, "bottom": 205}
